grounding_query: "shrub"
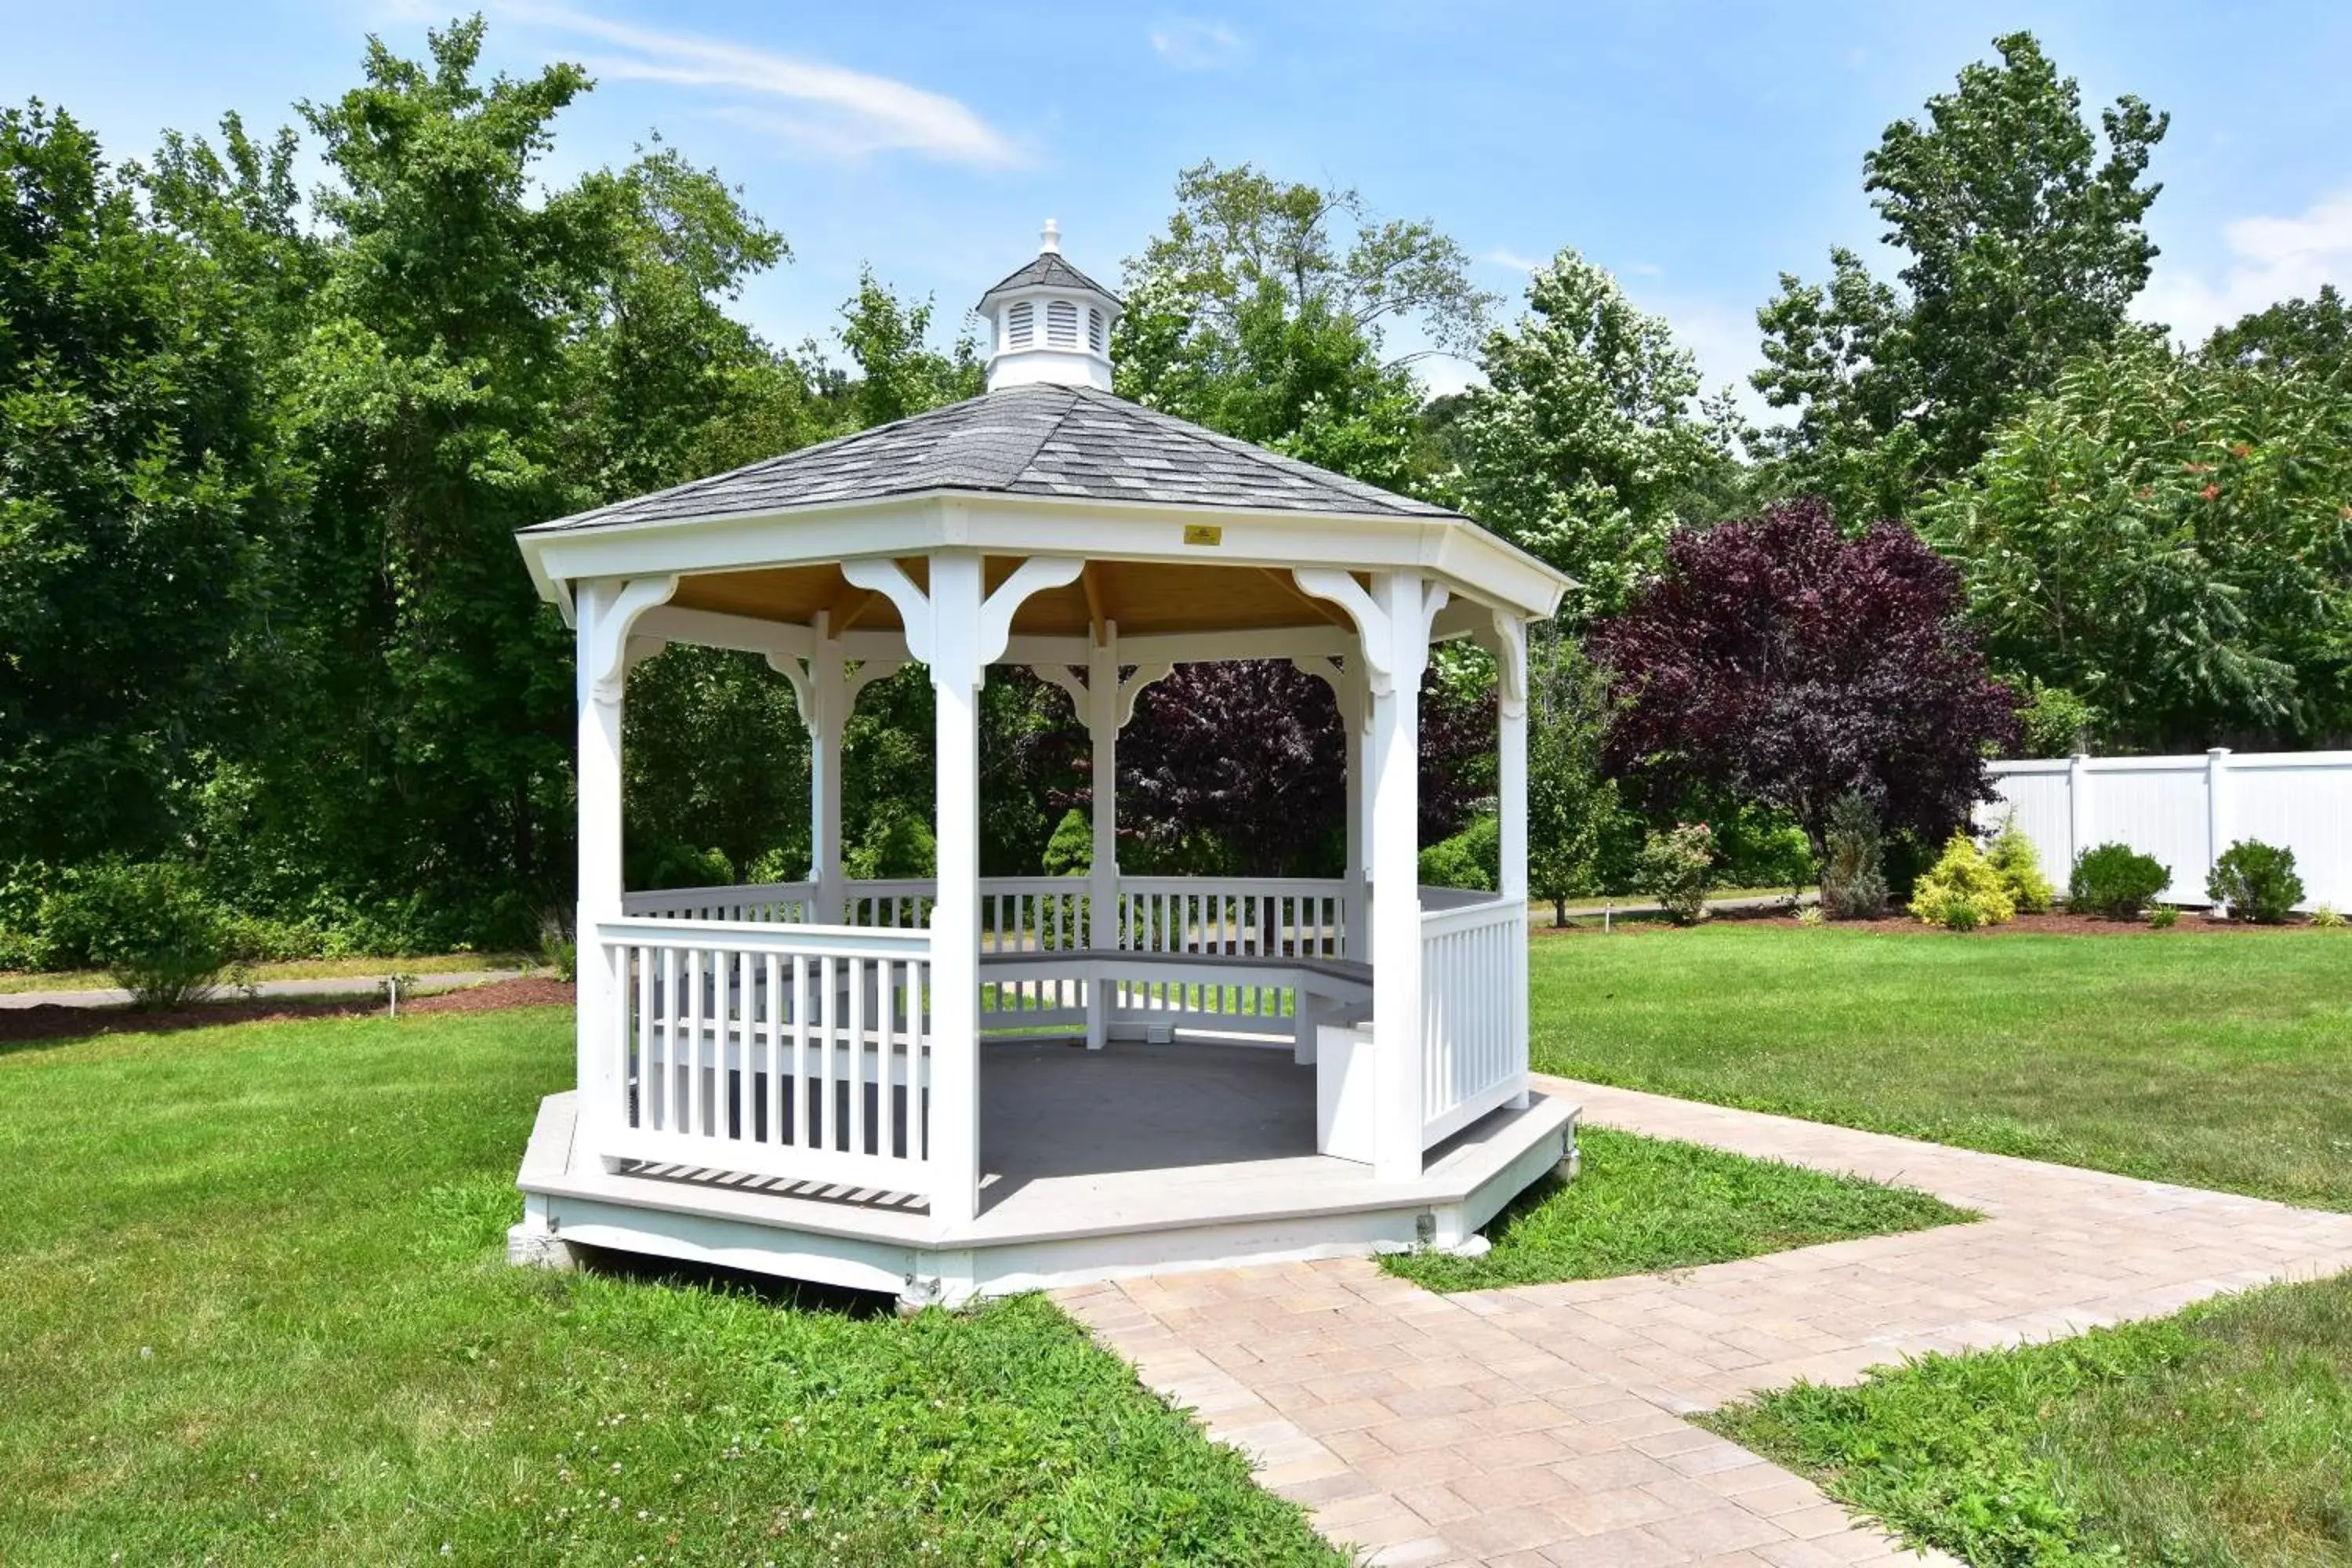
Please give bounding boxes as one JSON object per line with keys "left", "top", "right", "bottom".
{"left": 1910, "top": 833, "right": 2016, "bottom": 930}
{"left": 2206, "top": 839, "right": 2304, "bottom": 924}
{"left": 2312, "top": 904, "right": 2347, "bottom": 929}
{"left": 1419, "top": 815, "right": 1500, "bottom": 893}
{"left": 1984, "top": 815, "right": 2054, "bottom": 913}
{"left": 2147, "top": 905, "right": 2180, "bottom": 929}
{"left": 2068, "top": 842, "right": 2170, "bottom": 920}
{"left": 535, "top": 910, "right": 577, "bottom": 983}
{"left": 41, "top": 861, "right": 236, "bottom": 1009}
{"left": 847, "top": 803, "right": 936, "bottom": 880}
{"left": 1818, "top": 792, "right": 1888, "bottom": 920}
{"left": 1637, "top": 822, "right": 1715, "bottom": 924}
{"left": 1795, "top": 904, "right": 1827, "bottom": 927}
{"left": 1041, "top": 808, "right": 1093, "bottom": 877}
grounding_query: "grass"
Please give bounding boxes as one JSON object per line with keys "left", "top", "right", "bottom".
{"left": 0, "top": 1008, "right": 1339, "bottom": 1566}
{"left": 1706, "top": 1272, "right": 2352, "bottom": 1568}
{"left": 0, "top": 950, "right": 530, "bottom": 995}
{"left": 1385, "top": 1127, "right": 1969, "bottom": 1292}
{"left": 1530, "top": 922, "right": 2352, "bottom": 1210}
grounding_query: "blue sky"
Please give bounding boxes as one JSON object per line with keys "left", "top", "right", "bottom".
{"left": 6, "top": 1, "right": 2350, "bottom": 405}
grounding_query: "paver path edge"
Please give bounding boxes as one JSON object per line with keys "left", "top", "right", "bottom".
{"left": 1055, "top": 1075, "right": 2352, "bottom": 1568}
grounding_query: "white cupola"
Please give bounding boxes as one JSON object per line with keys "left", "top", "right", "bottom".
{"left": 977, "top": 219, "right": 1123, "bottom": 393}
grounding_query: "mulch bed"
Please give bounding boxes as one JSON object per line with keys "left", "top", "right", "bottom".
{"left": 0, "top": 975, "right": 574, "bottom": 1050}
{"left": 405, "top": 975, "right": 576, "bottom": 1012}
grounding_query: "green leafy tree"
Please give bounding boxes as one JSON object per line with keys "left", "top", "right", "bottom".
{"left": 1925, "top": 330, "right": 2352, "bottom": 748}
{"left": 829, "top": 268, "right": 983, "bottom": 428}
{"left": 247, "top": 20, "right": 803, "bottom": 938}
{"left": 1447, "top": 249, "right": 1733, "bottom": 620}
{"left": 1115, "top": 160, "right": 1489, "bottom": 492}
{"left": 1524, "top": 629, "right": 1621, "bottom": 924}
{"left": 2201, "top": 285, "right": 2351, "bottom": 383}
{"left": 1753, "top": 32, "right": 2168, "bottom": 521}
{"left": 0, "top": 103, "right": 291, "bottom": 866}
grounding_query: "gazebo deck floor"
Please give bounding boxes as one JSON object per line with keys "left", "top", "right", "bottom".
{"left": 514, "top": 1039, "right": 1577, "bottom": 1304}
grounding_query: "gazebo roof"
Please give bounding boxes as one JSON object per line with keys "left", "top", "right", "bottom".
{"left": 528, "top": 383, "right": 1460, "bottom": 536}
{"left": 975, "top": 249, "right": 1121, "bottom": 312}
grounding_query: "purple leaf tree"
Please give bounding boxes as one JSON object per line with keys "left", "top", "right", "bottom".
{"left": 1589, "top": 499, "right": 2017, "bottom": 857}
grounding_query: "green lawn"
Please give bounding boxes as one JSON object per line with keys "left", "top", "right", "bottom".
{"left": 0, "top": 1009, "right": 1338, "bottom": 1566}
{"left": 1385, "top": 1127, "right": 1969, "bottom": 1291}
{"left": 1708, "top": 1272, "right": 2352, "bottom": 1568}
{"left": 1530, "top": 923, "right": 2352, "bottom": 1210}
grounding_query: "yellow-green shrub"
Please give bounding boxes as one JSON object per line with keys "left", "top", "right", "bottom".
{"left": 1985, "top": 815, "right": 2054, "bottom": 913}
{"left": 1910, "top": 833, "right": 2016, "bottom": 931}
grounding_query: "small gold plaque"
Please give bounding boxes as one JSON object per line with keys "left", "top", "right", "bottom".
{"left": 1182, "top": 524, "right": 1224, "bottom": 546}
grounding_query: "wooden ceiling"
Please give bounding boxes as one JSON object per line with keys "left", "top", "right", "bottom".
{"left": 668, "top": 556, "right": 1357, "bottom": 640}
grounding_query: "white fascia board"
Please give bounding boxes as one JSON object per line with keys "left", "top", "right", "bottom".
{"left": 517, "top": 497, "right": 949, "bottom": 606}
{"left": 515, "top": 488, "right": 1573, "bottom": 622}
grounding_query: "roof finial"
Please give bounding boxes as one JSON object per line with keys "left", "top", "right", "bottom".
{"left": 1040, "top": 217, "right": 1061, "bottom": 255}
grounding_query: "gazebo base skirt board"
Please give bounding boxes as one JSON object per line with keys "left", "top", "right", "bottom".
{"left": 509, "top": 1040, "right": 1577, "bottom": 1309}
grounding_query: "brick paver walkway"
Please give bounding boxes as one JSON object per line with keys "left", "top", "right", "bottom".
{"left": 1054, "top": 1076, "right": 2352, "bottom": 1568}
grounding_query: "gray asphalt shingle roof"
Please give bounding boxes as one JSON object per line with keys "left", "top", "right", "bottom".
{"left": 528, "top": 383, "right": 1465, "bottom": 532}
{"left": 976, "top": 251, "right": 1121, "bottom": 310}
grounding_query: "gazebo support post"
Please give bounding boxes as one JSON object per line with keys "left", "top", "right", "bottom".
{"left": 805, "top": 612, "right": 846, "bottom": 921}
{"left": 1086, "top": 626, "right": 1120, "bottom": 957}
{"left": 1083, "top": 625, "right": 1120, "bottom": 1048}
{"left": 1491, "top": 613, "right": 1532, "bottom": 1111}
{"left": 1341, "top": 659, "right": 1370, "bottom": 962}
{"left": 924, "top": 553, "right": 986, "bottom": 1227}
{"left": 574, "top": 574, "right": 673, "bottom": 1164}
{"left": 1365, "top": 571, "right": 1441, "bottom": 1181}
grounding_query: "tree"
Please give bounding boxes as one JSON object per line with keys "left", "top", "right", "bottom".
{"left": 828, "top": 268, "right": 982, "bottom": 429}
{"left": 1752, "top": 33, "right": 2168, "bottom": 522}
{"left": 0, "top": 102, "right": 289, "bottom": 866}
{"left": 1116, "top": 662, "right": 1347, "bottom": 876}
{"left": 1446, "top": 249, "right": 1733, "bottom": 621}
{"left": 1523, "top": 629, "right": 1621, "bottom": 925}
{"left": 2202, "top": 285, "right": 2351, "bottom": 383}
{"left": 1115, "top": 160, "right": 1488, "bottom": 495}
{"left": 1925, "top": 330, "right": 2352, "bottom": 750}
{"left": 240, "top": 20, "right": 800, "bottom": 940}
{"left": 1129, "top": 159, "right": 1490, "bottom": 365}
{"left": 1590, "top": 500, "right": 2017, "bottom": 859}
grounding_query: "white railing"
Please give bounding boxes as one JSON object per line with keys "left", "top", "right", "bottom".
{"left": 840, "top": 878, "right": 937, "bottom": 930}
{"left": 979, "top": 877, "right": 1091, "bottom": 953}
{"left": 1982, "top": 750, "right": 2352, "bottom": 909}
{"left": 1116, "top": 876, "right": 1348, "bottom": 958}
{"left": 1420, "top": 895, "right": 1527, "bottom": 1148}
{"left": 594, "top": 920, "right": 934, "bottom": 1194}
{"left": 622, "top": 880, "right": 818, "bottom": 924}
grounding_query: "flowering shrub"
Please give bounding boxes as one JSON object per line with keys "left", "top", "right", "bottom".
{"left": 1637, "top": 822, "right": 1716, "bottom": 924}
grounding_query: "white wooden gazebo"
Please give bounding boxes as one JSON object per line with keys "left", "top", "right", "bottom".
{"left": 508, "top": 226, "right": 1576, "bottom": 1306}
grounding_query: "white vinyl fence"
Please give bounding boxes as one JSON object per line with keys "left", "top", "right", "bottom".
{"left": 1980, "top": 750, "right": 2352, "bottom": 910}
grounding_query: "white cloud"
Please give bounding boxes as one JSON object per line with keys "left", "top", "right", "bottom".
{"left": 500, "top": 1, "right": 1023, "bottom": 167}
{"left": 2138, "top": 187, "right": 2352, "bottom": 339}
{"left": 1486, "top": 248, "right": 1543, "bottom": 273}
{"left": 1149, "top": 20, "right": 1244, "bottom": 70}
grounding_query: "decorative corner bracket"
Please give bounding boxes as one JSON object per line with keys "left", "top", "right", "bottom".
{"left": 586, "top": 575, "right": 678, "bottom": 704}
{"left": 1292, "top": 569, "right": 1448, "bottom": 696}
